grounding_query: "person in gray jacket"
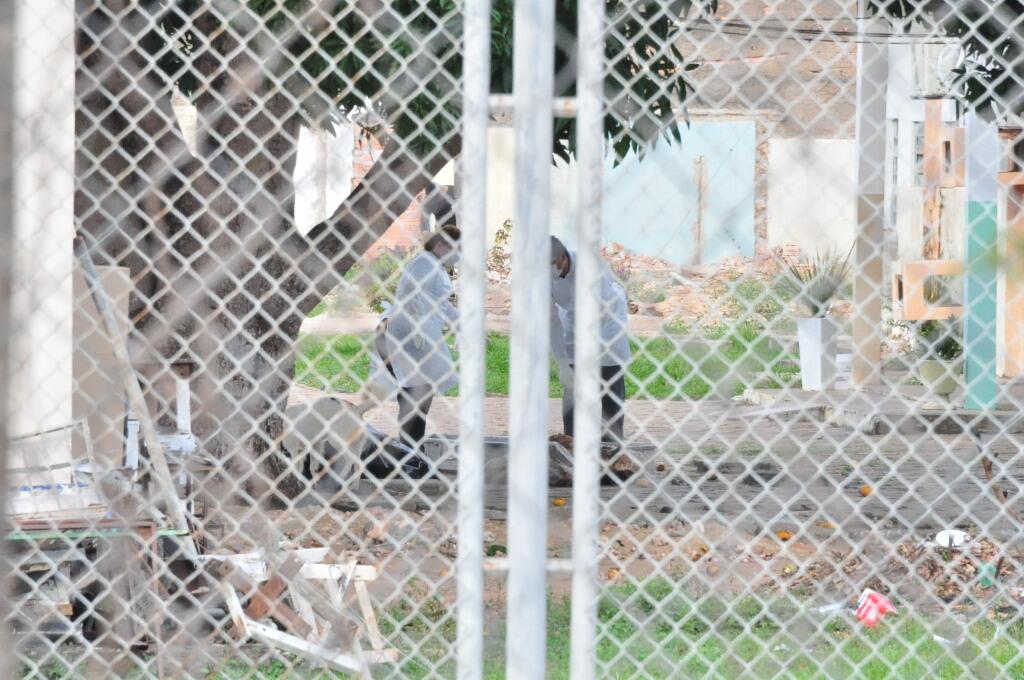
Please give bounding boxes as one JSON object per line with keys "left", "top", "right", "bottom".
{"left": 370, "top": 225, "right": 460, "bottom": 461}
{"left": 549, "top": 236, "right": 631, "bottom": 446}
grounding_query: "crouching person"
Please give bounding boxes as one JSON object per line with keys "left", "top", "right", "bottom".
{"left": 549, "top": 236, "right": 631, "bottom": 449}
{"left": 369, "top": 225, "right": 461, "bottom": 477}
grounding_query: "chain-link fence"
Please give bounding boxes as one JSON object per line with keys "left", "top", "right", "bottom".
{"left": 5, "top": 0, "right": 1024, "bottom": 677}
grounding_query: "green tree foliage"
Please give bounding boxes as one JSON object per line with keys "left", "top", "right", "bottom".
{"left": 155, "top": 0, "right": 715, "bottom": 161}
{"left": 868, "top": 0, "right": 1024, "bottom": 115}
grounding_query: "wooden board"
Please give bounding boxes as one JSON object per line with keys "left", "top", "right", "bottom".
{"left": 244, "top": 619, "right": 363, "bottom": 675}
{"left": 214, "top": 558, "right": 313, "bottom": 639}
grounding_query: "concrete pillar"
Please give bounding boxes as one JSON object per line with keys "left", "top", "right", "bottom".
{"left": 851, "top": 6, "right": 888, "bottom": 387}
{"left": 9, "top": 0, "right": 74, "bottom": 438}
{"left": 1000, "top": 129, "right": 1024, "bottom": 377}
{"left": 963, "top": 114, "right": 1000, "bottom": 410}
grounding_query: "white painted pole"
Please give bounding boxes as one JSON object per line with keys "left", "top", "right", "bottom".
{"left": 457, "top": 0, "right": 491, "bottom": 677}
{"left": 507, "top": 0, "right": 555, "bottom": 675}
{"left": 10, "top": 0, "right": 74, "bottom": 439}
{"left": 175, "top": 376, "right": 191, "bottom": 433}
{"left": 570, "top": 0, "right": 604, "bottom": 678}
{"left": 0, "top": 4, "right": 14, "bottom": 678}
{"left": 851, "top": 2, "right": 889, "bottom": 387}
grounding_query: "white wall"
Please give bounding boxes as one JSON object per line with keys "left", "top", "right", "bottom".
{"left": 293, "top": 125, "right": 354, "bottom": 234}
{"left": 484, "top": 127, "right": 576, "bottom": 244}
{"left": 10, "top": 0, "right": 74, "bottom": 439}
{"left": 766, "top": 138, "right": 857, "bottom": 254}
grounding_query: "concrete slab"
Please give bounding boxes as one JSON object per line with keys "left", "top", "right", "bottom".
{"left": 743, "top": 386, "right": 1024, "bottom": 435}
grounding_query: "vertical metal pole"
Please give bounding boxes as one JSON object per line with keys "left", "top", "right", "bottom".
{"left": 507, "top": 0, "right": 554, "bottom": 675}
{"left": 570, "top": 0, "right": 604, "bottom": 677}
{"left": 457, "top": 0, "right": 491, "bottom": 677}
{"left": 0, "top": 2, "right": 14, "bottom": 676}
{"left": 851, "top": 3, "right": 888, "bottom": 387}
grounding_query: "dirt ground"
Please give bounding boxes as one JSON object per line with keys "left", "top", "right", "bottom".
{"left": 203, "top": 422, "right": 1024, "bottom": 628}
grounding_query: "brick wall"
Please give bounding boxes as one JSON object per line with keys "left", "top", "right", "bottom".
{"left": 353, "top": 133, "right": 425, "bottom": 258}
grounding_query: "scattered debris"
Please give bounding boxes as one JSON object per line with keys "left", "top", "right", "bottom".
{"left": 855, "top": 589, "right": 896, "bottom": 628}
{"left": 213, "top": 550, "right": 398, "bottom": 671}
{"left": 814, "top": 601, "right": 848, "bottom": 615}
{"left": 932, "top": 634, "right": 965, "bottom": 649}
{"left": 978, "top": 562, "right": 998, "bottom": 588}
{"left": 934, "top": 529, "right": 970, "bottom": 548}
{"left": 552, "top": 498, "right": 567, "bottom": 507}
{"left": 859, "top": 485, "right": 873, "bottom": 497}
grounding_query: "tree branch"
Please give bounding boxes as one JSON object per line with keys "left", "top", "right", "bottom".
{"left": 287, "top": 132, "right": 461, "bottom": 313}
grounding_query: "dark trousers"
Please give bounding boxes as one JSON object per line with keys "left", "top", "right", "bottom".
{"left": 397, "top": 385, "right": 433, "bottom": 454}
{"left": 376, "top": 323, "right": 434, "bottom": 454}
{"left": 563, "top": 364, "right": 626, "bottom": 445}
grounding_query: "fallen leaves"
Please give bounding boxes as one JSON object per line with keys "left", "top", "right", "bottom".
{"left": 776, "top": 530, "right": 794, "bottom": 542}
{"left": 552, "top": 498, "right": 567, "bottom": 507}
{"left": 859, "top": 485, "right": 873, "bottom": 497}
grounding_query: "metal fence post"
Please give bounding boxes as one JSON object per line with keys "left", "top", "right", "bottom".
{"left": 851, "top": 2, "right": 888, "bottom": 387}
{"left": 570, "top": 0, "right": 605, "bottom": 677}
{"left": 0, "top": 1, "right": 14, "bottom": 676}
{"left": 507, "top": 0, "right": 555, "bottom": 676}
{"left": 457, "top": 0, "right": 492, "bottom": 677}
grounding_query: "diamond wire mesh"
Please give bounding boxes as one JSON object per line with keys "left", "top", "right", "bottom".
{"left": 4, "top": 0, "right": 1024, "bottom": 678}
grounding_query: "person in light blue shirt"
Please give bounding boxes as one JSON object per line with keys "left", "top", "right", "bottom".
{"left": 549, "top": 236, "right": 631, "bottom": 447}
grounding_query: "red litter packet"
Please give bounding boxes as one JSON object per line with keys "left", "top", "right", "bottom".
{"left": 855, "top": 588, "right": 896, "bottom": 628}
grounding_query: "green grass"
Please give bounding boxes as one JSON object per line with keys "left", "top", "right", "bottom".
{"left": 38, "top": 579, "right": 1020, "bottom": 679}
{"left": 196, "top": 581, "right": 1024, "bottom": 679}
{"left": 307, "top": 300, "right": 328, "bottom": 318}
{"left": 518, "top": 585, "right": 1024, "bottom": 680}
{"left": 294, "top": 325, "right": 800, "bottom": 401}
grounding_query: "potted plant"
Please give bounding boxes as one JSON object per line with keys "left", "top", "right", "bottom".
{"left": 783, "top": 248, "right": 852, "bottom": 390}
{"left": 917, "top": 316, "right": 962, "bottom": 397}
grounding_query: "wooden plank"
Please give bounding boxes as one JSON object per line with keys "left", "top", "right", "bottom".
{"left": 899, "top": 259, "right": 964, "bottom": 321}
{"left": 354, "top": 580, "right": 385, "bottom": 651}
{"left": 198, "top": 552, "right": 377, "bottom": 582}
{"left": 300, "top": 563, "right": 377, "bottom": 582}
{"left": 923, "top": 99, "right": 944, "bottom": 258}
{"left": 243, "top": 552, "right": 303, "bottom": 622}
{"left": 1004, "top": 183, "right": 1024, "bottom": 376}
{"left": 214, "top": 558, "right": 312, "bottom": 639}
{"left": 290, "top": 588, "right": 318, "bottom": 634}
{"left": 940, "top": 127, "right": 966, "bottom": 188}
{"left": 5, "top": 527, "right": 187, "bottom": 541}
{"left": 219, "top": 581, "right": 248, "bottom": 640}
{"left": 72, "top": 237, "right": 198, "bottom": 558}
{"left": 997, "top": 171, "right": 1024, "bottom": 186}
{"left": 244, "top": 618, "right": 363, "bottom": 675}
{"left": 364, "top": 649, "right": 400, "bottom": 664}
{"left": 328, "top": 576, "right": 345, "bottom": 613}
{"left": 72, "top": 266, "right": 130, "bottom": 470}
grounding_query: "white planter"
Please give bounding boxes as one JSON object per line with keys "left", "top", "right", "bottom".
{"left": 918, "top": 359, "right": 961, "bottom": 397}
{"left": 797, "top": 317, "right": 840, "bottom": 391}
